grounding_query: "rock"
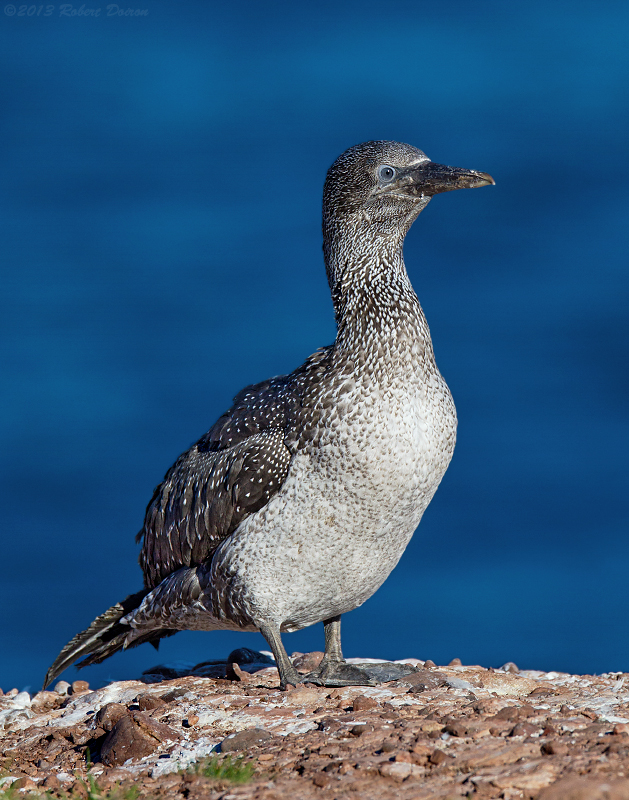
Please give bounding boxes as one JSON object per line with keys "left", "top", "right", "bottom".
{"left": 54, "top": 681, "right": 71, "bottom": 696}
{"left": 71, "top": 680, "right": 90, "bottom": 694}
{"left": 352, "top": 695, "right": 379, "bottom": 712}
{"left": 379, "top": 761, "right": 420, "bottom": 780}
{"left": 226, "top": 648, "right": 274, "bottom": 668}
{"left": 31, "top": 691, "right": 63, "bottom": 714}
{"left": 141, "top": 665, "right": 186, "bottom": 680}
{"left": 221, "top": 728, "right": 273, "bottom": 752}
{"left": 501, "top": 662, "right": 520, "bottom": 673}
{"left": 492, "top": 705, "right": 519, "bottom": 720}
{"left": 318, "top": 717, "right": 341, "bottom": 732}
{"left": 188, "top": 662, "right": 229, "bottom": 679}
{"left": 448, "top": 658, "right": 462, "bottom": 666}
{"left": 131, "top": 711, "right": 180, "bottom": 742}
{"left": 41, "top": 775, "right": 61, "bottom": 790}
{"left": 11, "top": 692, "right": 31, "bottom": 708}
{"left": 537, "top": 777, "right": 629, "bottom": 799}
{"left": 160, "top": 687, "right": 188, "bottom": 703}
{"left": 509, "top": 722, "right": 538, "bottom": 737}
{"left": 69, "top": 724, "right": 99, "bottom": 745}
{"left": 284, "top": 687, "right": 322, "bottom": 706}
{"left": 541, "top": 739, "right": 569, "bottom": 756}
{"left": 479, "top": 671, "right": 539, "bottom": 697}
{"left": 404, "top": 669, "right": 448, "bottom": 692}
{"left": 100, "top": 712, "right": 178, "bottom": 767}
{"left": 94, "top": 703, "right": 128, "bottom": 732}
{"left": 460, "top": 743, "right": 536, "bottom": 770}
{"left": 614, "top": 723, "right": 629, "bottom": 735}
{"left": 292, "top": 651, "right": 324, "bottom": 673}
{"left": 429, "top": 749, "right": 454, "bottom": 765}
{"left": 137, "top": 693, "right": 166, "bottom": 711}
{"left": 472, "top": 759, "right": 559, "bottom": 793}
{"left": 100, "top": 716, "right": 156, "bottom": 766}
{"left": 444, "top": 721, "right": 467, "bottom": 737}
{"left": 350, "top": 724, "right": 373, "bottom": 736}
{"left": 12, "top": 777, "right": 38, "bottom": 791}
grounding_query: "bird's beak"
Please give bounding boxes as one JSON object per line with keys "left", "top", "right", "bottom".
{"left": 405, "top": 161, "right": 495, "bottom": 197}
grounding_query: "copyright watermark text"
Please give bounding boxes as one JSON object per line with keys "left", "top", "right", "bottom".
{"left": 4, "top": 4, "right": 149, "bottom": 16}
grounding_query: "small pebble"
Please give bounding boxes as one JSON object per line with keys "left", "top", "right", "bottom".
{"left": 353, "top": 695, "right": 379, "bottom": 712}
{"left": 72, "top": 680, "right": 90, "bottom": 694}
{"left": 444, "top": 721, "right": 467, "bottom": 737}
{"left": 430, "top": 748, "right": 454, "bottom": 765}
{"left": 541, "top": 740, "right": 569, "bottom": 756}
{"left": 423, "top": 660, "right": 436, "bottom": 669}
{"left": 187, "top": 715, "right": 199, "bottom": 727}
{"left": 221, "top": 727, "right": 272, "bottom": 752}
{"left": 54, "top": 681, "right": 71, "bottom": 696}
{"left": 12, "top": 778, "right": 37, "bottom": 791}
{"left": 509, "top": 722, "right": 538, "bottom": 737}
{"left": 613, "top": 723, "right": 629, "bottom": 735}
{"left": 12, "top": 691, "right": 31, "bottom": 707}
{"left": 292, "top": 651, "right": 324, "bottom": 673}
{"left": 138, "top": 694, "right": 166, "bottom": 711}
{"left": 350, "top": 723, "right": 372, "bottom": 736}
{"left": 448, "top": 658, "right": 462, "bottom": 666}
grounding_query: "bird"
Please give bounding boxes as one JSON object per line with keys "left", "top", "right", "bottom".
{"left": 44, "top": 141, "right": 493, "bottom": 691}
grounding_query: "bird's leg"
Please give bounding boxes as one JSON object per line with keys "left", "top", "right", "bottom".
{"left": 258, "top": 622, "right": 303, "bottom": 690}
{"left": 302, "top": 616, "right": 376, "bottom": 687}
{"left": 321, "top": 614, "right": 344, "bottom": 663}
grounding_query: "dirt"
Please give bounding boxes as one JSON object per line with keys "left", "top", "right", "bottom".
{"left": 1, "top": 653, "right": 629, "bottom": 799}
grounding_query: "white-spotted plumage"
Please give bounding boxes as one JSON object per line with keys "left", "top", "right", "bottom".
{"left": 44, "top": 141, "right": 494, "bottom": 690}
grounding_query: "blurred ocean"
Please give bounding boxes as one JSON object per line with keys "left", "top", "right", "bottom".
{"left": 1, "top": 0, "right": 628, "bottom": 693}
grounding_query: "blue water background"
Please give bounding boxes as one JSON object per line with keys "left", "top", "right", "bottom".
{"left": 1, "top": 0, "right": 628, "bottom": 692}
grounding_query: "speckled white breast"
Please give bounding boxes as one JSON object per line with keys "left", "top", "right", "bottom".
{"left": 210, "top": 342, "right": 457, "bottom": 632}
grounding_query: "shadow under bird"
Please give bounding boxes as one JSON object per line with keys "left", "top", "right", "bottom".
{"left": 44, "top": 141, "right": 494, "bottom": 691}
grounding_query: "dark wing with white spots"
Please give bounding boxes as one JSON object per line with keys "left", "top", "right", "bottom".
{"left": 138, "top": 378, "right": 295, "bottom": 589}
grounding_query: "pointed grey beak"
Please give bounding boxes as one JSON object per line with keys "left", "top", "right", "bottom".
{"left": 407, "top": 162, "right": 495, "bottom": 196}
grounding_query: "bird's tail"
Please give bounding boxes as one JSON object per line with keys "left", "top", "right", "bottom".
{"left": 43, "top": 589, "right": 174, "bottom": 690}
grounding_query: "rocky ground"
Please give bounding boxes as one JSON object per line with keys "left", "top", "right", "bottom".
{"left": 2, "top": 650, "right": 629, "bottom": 800}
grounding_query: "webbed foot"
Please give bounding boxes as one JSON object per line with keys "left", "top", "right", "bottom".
{"left": 350, "top": 661, "right": 418, "bottom": 683}
{"left": 302, "top": 660, "right": 418, "bottom": 687}
{"left": 302, "top": 661, "right": 377, "bottom": 687}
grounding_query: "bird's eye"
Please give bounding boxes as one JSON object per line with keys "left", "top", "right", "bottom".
{"left": 378, "top": 165, "right": 396, "bottom": 182}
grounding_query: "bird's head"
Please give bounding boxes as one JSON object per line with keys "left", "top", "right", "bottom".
{"left": 323, "top": 140, "right": 494, "bottom": 241}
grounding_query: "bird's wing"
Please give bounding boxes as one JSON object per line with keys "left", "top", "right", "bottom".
{"left": 138, "top": 377, "right": 295, "bottom": 589}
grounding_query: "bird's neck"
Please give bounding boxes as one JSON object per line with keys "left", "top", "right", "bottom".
{"left": 324, "top": 222, "right": 435, "bottom": 370}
